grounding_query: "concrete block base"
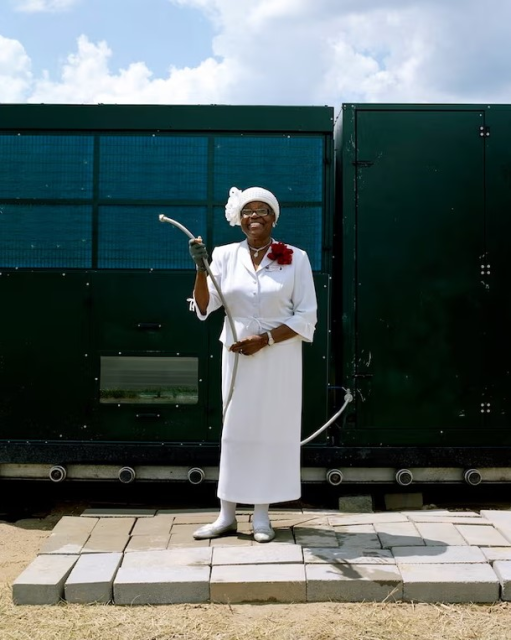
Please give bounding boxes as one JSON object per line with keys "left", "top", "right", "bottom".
{"left": 210, "top": 564, "right": 306, "bottom": 603}
{"left": 114, "top": 566, "right": 210, "bottom": 605}
{"left": 493, "top": 561, "right": 511, "bottom": 601}
{"left": 12, "top": 555, "right": 79, "bottom": 605}
{"left": 384, "top": 493, "right": 423, "bottom": 511}
{"left": 400, "top": 563, "right": 500, "bottom": 603}
{"left": 306, "top": 563, "right": 402, "bottom": 602}
{"left": 338, "top": 496, "right": 373, "bottom": 513}
{"left": 64, "top": 553, "right": 122, "bottom": 604}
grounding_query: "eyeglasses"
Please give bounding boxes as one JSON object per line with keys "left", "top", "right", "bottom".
{"left": 240, "top": 208, "right": 271, "bottom": 218}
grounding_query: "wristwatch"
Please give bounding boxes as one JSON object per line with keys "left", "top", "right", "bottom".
{"left": 266, "top": 331, "right": 275, "bottom": 346}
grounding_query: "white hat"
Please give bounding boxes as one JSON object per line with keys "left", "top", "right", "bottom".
{"left": 225, "top": 186, "right": 280, "bottom": 227}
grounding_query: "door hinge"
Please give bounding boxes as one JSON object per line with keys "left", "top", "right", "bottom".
{"left": 480, "top": 263, "right": 491, "bottom": 275}
{"left": 479, "top": 126, "right": 490, "bottom": 138}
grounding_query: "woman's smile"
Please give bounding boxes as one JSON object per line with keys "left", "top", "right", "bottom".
{"left": 240, "top": 200, "right": 275, "bottom": 245}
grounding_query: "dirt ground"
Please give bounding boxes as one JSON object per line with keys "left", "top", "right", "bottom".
{"left": 2, "top": 506, "right": 511, "bottom": 640}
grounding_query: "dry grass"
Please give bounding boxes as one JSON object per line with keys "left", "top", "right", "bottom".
{"left": 2, "top": 584, "right": 511, "bottom": 640}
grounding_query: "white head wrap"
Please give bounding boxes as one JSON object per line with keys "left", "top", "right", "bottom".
{"left": 225, "top": 186, "right": 280, "bottom": 227}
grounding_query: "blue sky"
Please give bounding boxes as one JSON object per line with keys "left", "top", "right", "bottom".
{"left": 0, "top": 0, "right": 214, "bottom": 79}
{"left": 1, "top": 0, "right": 511, "bottom": 106}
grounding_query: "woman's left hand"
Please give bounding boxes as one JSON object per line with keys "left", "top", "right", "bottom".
{"left": 230, "top": 334, "right": 267, "bottom": 356}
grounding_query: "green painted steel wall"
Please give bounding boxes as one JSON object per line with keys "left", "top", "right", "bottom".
{"left": 0, "top": 104, "right": 333, "bottom": 449}
{"left": 337, "top": 104, "right": 511, "bottom": 447}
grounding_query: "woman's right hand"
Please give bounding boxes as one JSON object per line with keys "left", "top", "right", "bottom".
{"left": 189, "top": 236, "right": 208, "bottom": 271}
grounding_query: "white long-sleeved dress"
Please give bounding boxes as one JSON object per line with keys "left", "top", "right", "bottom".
{"left": 194, "top": 239, "right": 317, "bottom": 504}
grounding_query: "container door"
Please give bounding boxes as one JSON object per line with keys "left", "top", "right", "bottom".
{"left": 353, "top": 109, "right": 485, "bottom": 444}
{"left": 485, "top": 108, "right": 511, "bottom": 432}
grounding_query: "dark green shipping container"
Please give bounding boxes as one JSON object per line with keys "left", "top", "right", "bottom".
{"left": 0, "top": 104, "right": 335, "bottom": 482}
{"left": 335, "top": 104, "right": 511, "bottom": 480}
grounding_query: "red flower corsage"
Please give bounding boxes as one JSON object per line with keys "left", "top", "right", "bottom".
{"left": 267, "top": 242, "right": 293, "bottom": 265}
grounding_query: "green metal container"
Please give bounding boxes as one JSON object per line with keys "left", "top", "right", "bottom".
{"left": 336, "top": 104, "right": 511, "bottom": 454}
{"left": 0, "top": 105, "right": 334, "bottom": 471}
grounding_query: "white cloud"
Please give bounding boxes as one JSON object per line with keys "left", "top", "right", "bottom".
{"left": 3, "top": 0, "right": 511, "bottom": 105}
{"left": 12, "top": 0, "right": 79, "bottom": 12}
{"left": 0, "top": 35, "right": 32, "bottom": 101}
{"left": 26, "top": 34, "right": 239, "bottom": 104}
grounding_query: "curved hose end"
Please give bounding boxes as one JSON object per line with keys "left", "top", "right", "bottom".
{"left": 158, "top": 214, "right": 166, "bottom": 222}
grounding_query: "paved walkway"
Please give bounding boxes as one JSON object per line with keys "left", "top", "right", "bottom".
{"left": 11, "top": 507, "right": 511, "bottom": 605}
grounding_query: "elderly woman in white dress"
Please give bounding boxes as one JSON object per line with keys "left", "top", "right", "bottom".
{"left": 188, "top": 186, "right": 317, "bottom": 543}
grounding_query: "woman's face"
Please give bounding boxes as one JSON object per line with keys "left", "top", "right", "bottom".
{"left": 240, "top": 200, "right": 275, "bottom": 243}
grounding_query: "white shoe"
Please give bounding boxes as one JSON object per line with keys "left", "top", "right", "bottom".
{"left": 253, "top": 524, "right": 275, "bottom": 543}
{"left": 192, "top": 520, "right": 237, "bottom": 540}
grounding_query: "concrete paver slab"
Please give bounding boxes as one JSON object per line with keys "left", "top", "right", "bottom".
{"left": 392, "top": 545, "right": 486, "bottom": 564}
{"left": 407, "top": 516, "right": 489, "bottom": 525}
{"left": 493, "top": 561, "right": 511, "bottom": 601}
{"left": 480, "top": 510, "right": 511, "bottom": 525}
{"left": 400, "top": 563, "right": 499, "bottom": 603}
{"left": 93, "top": 518, "right": 135, "bottom": 536}
{"left": 210, "top": 535, "right": 253, "bottom": 547}
{"left": 264, "top": 529, "right": 295, "bottom": 545}
{"left": 12, "top": 554, "right": 79, "bottom": 605}
{"left": 272, "top": 517, "right": 321, "bottom": 528}
{"left": 455, "top": 524, "right": 511, "bottom": 547}
{"left": 294, "top": 526, "right": 338, "bottom": 548}
{"left": 64, "top": 553, "right": 122, "bottom": 604}
{"left": 480, "top": 547, "right": 511, "bottom": 562}
{"left": 212, "top": 545, "right": 302, "bottom": 565}
{"left": 172, "top": 514, "right": 250, "bottom": 524}
{"left": 329, "top": 513, "right": 409, "bottom": 526}
{"left": 306, "top": 563, "right": 402, "bottom": 602}
{"left": 157, "top": 509, "right": 221, "bottom": 516}
{"left": 479, "top": 511, "right": 511, "bottom": 544}
{"left": 114, "top": 566, "right": 210, "bottom": 604}
{"left": 210, "top": 564, "right": 306, "bottom": 603}
{"left": 170, "top": 524, "right": 204, "bottom": 537}
{"left": 400, "top": 510, "right": 452, "bottom": 516}
{"left": 82, "top": 535, "right": 130, "bottom": 554}
{"left": 374, "top": 522, "right": 425, "bottom": 548}
{"left": 269, "top": 511, "right": 306, "bottom": 518}
{"left": 302, "top": 509, "right": 343, "bottom": 515}
{"left": 125, "top": 535, "right": 170, "bottom": 553}
{"left": 82, "top": 509, "right": 155, "bottom": 517}
{"left": 131, "top": 515, "right": 174, "bottom": 536}
{"left": 303, "top": 548, "right": 395, "bottom": 565}
{"left": 406, "top": 511, "right": 479, "bottom": 519}
{"left": 414, "top": 522, "right": 468, "bottom": 546}
{"left": 122, "top": 548, "right": 212, "bottom": 567}
{"left": 168, "top": 535, "right": 210, "bottom": 547}
{"left": 39, "top": 532, "right": 90, "bottom": 555}
{"left": 52, "top": 516, "right": 98, "bottom": 536}
{"left": 335, "top": 524, "right": 382, "bottom": 549}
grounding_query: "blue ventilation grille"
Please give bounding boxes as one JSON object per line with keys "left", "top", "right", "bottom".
{"left": 98, "top": 206, "right": 207, "bottom": 269}
{"left": 212, "top": 205, "right": 322, "bottom": 271}
{"left": 0, "top": 204, "right": 92, "bottom": 268}
{"left": 213, "top": 136, "right": 324, "bottom": 202}
{"left": 99, "top": 136, "right": 209, "bottom": 200}
{"left": 0, "top": 135, "right": 93, "bottom": 199}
